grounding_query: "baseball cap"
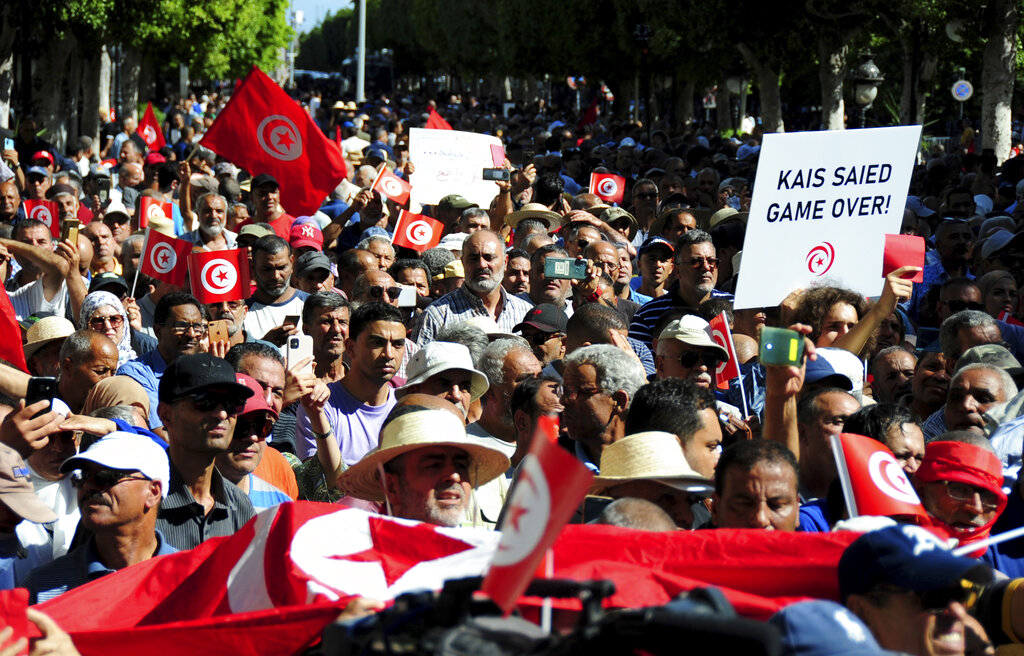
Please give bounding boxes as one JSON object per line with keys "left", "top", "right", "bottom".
{"left": 294, "top": 251, "right": 333, "bottom": 278}
{"left": 144, "top": 152, "right": 166, "bottom": 167}
{"left": 980, "top": 229, "right": 1015, "bottom": 260}
{"left": 838, "top": 524, "right": 993, "bottom": 601}
{"left": 400, "top": 342, "right": 489, "bottom": 403}
{"left": 657, "top": 315, "right": 729, "bottom": 361}
{"left": 955, "top": 344, "right": 1023, "bottom": 378}
{"left": 513, "top": 303, "right": 568, "bottom": 333}
{"left": 250, "top": 173, "right": 279, "bottom": 190}
{"left": 289, "top": 222, "right": 324, "bottom": 250}
{"left": 0, "top": 444, "right": 57, "bottom": 523}
{"left": 768, "top": 600, "right": 893, "bottom": 656}
{"left": 89, "top": 272, "right": 129, "bottom": 296}
{"left": 433, "top": 260, "right": 464, "bottom": 280}
{"left": 158, "top": 353, "right": 254, "bottom": 405}
{"left": 439, "top": 232, "right": 470, "bottom": 253}
{"left": 363, "top": 147, "right": 388, "bottom": 163}
{"left": 31, "top": 150, "right": 54, "bottom": 165}
{"left": 23, "top": 316, "right": 75, "bottom": 361}
{"left": 26, "top": 166, "right": 50, "bottom": 179}
{"left": 359, "top": 226, "right": 390, "bottom": 242}
{"left": 235, "top": 373, "right": 278, "bottom": 420}
{"left": 45, "top": 183, "right": 77, "bottom": 200}
{"left": 803, "top": 355, "right": 853, "bottom": 390}
{"left": 103, "top": 201, "right": 131, "bottom": 223}
{"left": 238, "top": 223, "right": 276, "bottom": 241}
{"left": 600, "top": 207, "right": 638, "bottom": 240}
{"left": 638, "top": 236, "right": 674, "bottom": 258}
{"left": 438, "top": 194, "right": 477, "bottom": 211}
{"left": 60, "top": 431, "right": 171, "bottom": 498}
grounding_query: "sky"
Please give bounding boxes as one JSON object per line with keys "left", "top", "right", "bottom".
{"left": 290, "top": 0, "right": 348, "bottom": 33}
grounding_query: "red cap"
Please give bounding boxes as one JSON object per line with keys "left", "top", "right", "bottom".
{"left": 235, "top": 373, "right": 278, "bottom": 420}
{"left": 144, "top": 152, "right": 167, "bottom": 166}
{"left": 289, "top": 221, "right": 324, "bottom": 250}
{"left": 31, "top": 150, "right": 54, "bottom": 165}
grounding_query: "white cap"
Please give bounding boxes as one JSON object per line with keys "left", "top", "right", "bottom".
{"left": 61, "top": 432, "right": 170, "bottom": 498}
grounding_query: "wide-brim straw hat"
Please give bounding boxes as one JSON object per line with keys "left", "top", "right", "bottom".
{"left": 505, "top": 203, "right": 563, "bottom": 231}
{"left": 337, "top": 409, "right": 510, "bottom": 502}
{"left": 590, "top": 431, "right": 713, "bottom": 496}
{"left": 23, "top": 316, "right": 75, "bottom": 360}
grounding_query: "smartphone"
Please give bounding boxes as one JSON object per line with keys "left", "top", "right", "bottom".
{"left": 208, "top": 319, "right": 230, "bottom": 346}
{"left": 482, "top": 167, "right": 510, "bottom": 182}
{"left": 759, "top": 326, "right": 805, "bottom": 367}
{"left": 26, "top": 376, "right": 58, "bottom": 417}
{"left": 97, "top": 177, "right": 110, "bottom": 204}
{"left": 2, "top": 138, "right": 12, "bottom": 152}
{"left": 396, "top": 285, "right": 417, "bottom": 308}
{"left": 60, "top": 219, "right": 80, "bottom": 244}
{"left": 544, "top": 257, "right": 588, "bottom": 280}
{"left": 283, "top": 315, "right": 300, "bottom": 329}
{"left": 285, "top": 334, "right": 314, "bottom": 375}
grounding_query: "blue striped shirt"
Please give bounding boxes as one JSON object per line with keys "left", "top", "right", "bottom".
{"left": 628, "top": 281, "right": 733, "bottom": 347}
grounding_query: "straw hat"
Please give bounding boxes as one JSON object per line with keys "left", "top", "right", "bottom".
{"left": 23, "top": 316, "right": 75, "bottom": 360}
{"left": 505, "top": 203, "right": 563, "bottom": 231}
{"left": 709, "top": 207, "right": 748, "bottom": 229}
{"left": 590, "top": 431, "right": 714, "bottom": 496}
{"left": 337, "top": 408, "right": 510, "bottom": 502}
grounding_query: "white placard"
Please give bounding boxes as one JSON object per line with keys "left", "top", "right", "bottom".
{"left": 407, "top": 127, "right": 503, "bottom": 210}
{"left": 733, "top": 126, "right": 922, "bottom": 309}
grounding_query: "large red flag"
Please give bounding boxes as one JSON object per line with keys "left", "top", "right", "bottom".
{"left": 0, "top": 287, "right": 28, "bottom": 371}
{"left": 589, "top": 172, "right": 625, "bottom": 204}
{"left": 22, "top": 199, "right": 59, "bottom": 238}
{"left": 392, "top": 210, "right": 443, "bottom": 252}
{"left": 138, "top": 228, "right": 193, "bottom": 287}
{"left": 371, "top": 166, "right": 412, "bottom": 206}
{"left": 708, "top": 312, "right": 741, "bottom": 390}
{"left": 425, "top": 107, "right": 453, "bottom": 130}
{"left": 482, "top": 416, "right": 593, "bottom": 615}
{"left": 136, "top": 102, "right": 166, "bottom": 151}
{"left": 188, "top": 249, "right": 250, "bottom": 304}
{"left": 831, "top": 432, "right": 929, "bottom": 521}
{"left": 201, "top": 66, "right": 348, "bottom": 216}
{"left": 138, "top": 196, "right": 173, "bottom": 230}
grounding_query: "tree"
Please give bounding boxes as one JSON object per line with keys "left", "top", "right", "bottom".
{"left": 981, "top": 0, "right": 1018, "bottom": 162}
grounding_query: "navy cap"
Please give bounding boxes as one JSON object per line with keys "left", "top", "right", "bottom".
{"left": 250, "top": 173, "right": 279, "bottom": 190}
{"left": 769, "top": 600, "right": 892, "bottom": 656}
{"left": 158, "top": 353, "right": 254, "bottom": 405}
{"left": 638, "top": 236, "right": 674, "bottom": 258}
{"left": 26, "top": 166, "right": 50, "bottom": 179}
{"left": 838, "top": 525, "right": 993, "bottom": 601}
{"left": 89, "top": 272, "right": 128, "bottom": 296}
{"left": 803, "top": 356, "right": 853, "bottom": 390}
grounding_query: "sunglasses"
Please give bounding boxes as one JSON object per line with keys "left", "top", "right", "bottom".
{"left": 522, "top": 330, "right": 563, "bottom": 346}
{"left": 186, "top": 392, "right": 246, "bottom": 417}
{"left": 684, "top": 257, "right": 719, "bottom": 270}
{"left": 72, "top": 469, "right": 150, "bottom": 490}
{"left": 941, "top": 300, "right": 984, "bottom": 313}
{"left": 634, "top": 192, "right": 658, "bottom": 200}
{"left": 89, "top": 314, "right": 124, "bottom": 330}
{"left": 917, "top": 578, "right": 984, "bottom": 612}
{"left": 669, "top": 350, "right": 721, "bottom": 369}
{"left": 369, "top": 285, "right": 402, "bottom": 301}
{"left": 236, "top": 415, "right": 274, "bottom": 439}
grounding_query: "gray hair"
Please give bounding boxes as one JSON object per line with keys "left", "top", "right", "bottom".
{"left": 950, "top": 363, "right": 1018, "bottom": 400}
{"left": 595, "top": 497, "right": 677, "bottom": 531}
{"left": 421, "top": 247, "right": 455, "bottom": 278}
{"left": 932, "top": 429, "right": 998, "bottom": 454}
{"left": 59, "top": 330, "right": 107, "bottom": 365}
{"left": 90, "top": 404, "right": 138, "bottom": 425}
{"left": 870, "top": 345, "right": 917, "bottom": 376}
{"left": 195, "top": 192, "right": 226, "bottom": 217}
{"left": 564, "top": 344, "right": 646, "bottom": 400}
{"left": 479, "top": 337, "right": 532, "bottom": 387}
{"left": 357, "top": 235, "right": 395, "bottom": 254}
{"left": 460, "top": 207, "right": 489, "bottom": 224}
{"left": 939, "top": 310, "right": 999, "bottom": 360}
{"left": 436, "top": 322, "right": 490, "bottom": 368}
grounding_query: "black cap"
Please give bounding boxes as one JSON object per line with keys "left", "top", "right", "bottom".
{"left": 250, "top": 173, "right": 280, "bottom": 190}
{"left": 89, "top": 272, "right": 128, "bottom": 296}
{"left": 513, "top": 303, "right": 568, "bottom": 333}
{"left": 294, "top": 251, "right": 332, "bottom": 277}
{"left": 158, "top": 353, "right": 254, "bottom": 404}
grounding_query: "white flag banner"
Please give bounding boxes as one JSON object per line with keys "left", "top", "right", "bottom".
{"left": 408, "top": 127, "right": 503, "bottom": 210}
{"left": 733, "top": 126, "right": 922, "bottom": 309}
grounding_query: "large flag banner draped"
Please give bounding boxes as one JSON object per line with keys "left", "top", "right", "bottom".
{"left": 26, "top": 502, "right": 858, "bottom": 655}
{"left": 138, "top": 228, "right": 192, "bottom": 286}
{"left": 188, "top": 250, "right": 250, "bottom": 304}
{"left": 137, "top": 102, "right": 166, "bottom": 151}
{"left": 392, "top": 210, "right": 443, "bottom": 252}
{"left": 201, "top": 67, "right": 348, "bottom": 217}
{"left": 22, "top": 200, "right": 59, "bottom": 238}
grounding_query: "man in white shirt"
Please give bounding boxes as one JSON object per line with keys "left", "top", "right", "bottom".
{"left": 242, "top": 236, "right": 308, "bottom": 346}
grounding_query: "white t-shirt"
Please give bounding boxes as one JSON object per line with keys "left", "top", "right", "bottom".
{"left": 9, "top": 278, "right": 66, "bottom": 321}
{"left": 242, "top": 291, "right": 308, "bottom": 341}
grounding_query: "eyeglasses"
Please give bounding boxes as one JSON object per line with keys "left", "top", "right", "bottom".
{"left": 684, "top": 257, "right": 719, "bottom": 270}
{"left": 522, "top": 330, "right": 563, "bottom": 346}
{"left": 561, "top": 384, "right": 608, "bottom": 401}
{"left": 168, "top": 321, "right": 209, "bottom": 335}
{"left": 667, "top": 350, "right": 721, "bottom": 369}
{"left": 941, "top": 300, "right": 985, "bottom": 313}
{"left": 72, "top": 469, "right": 150, "bottom": 490}
{"left": 236, "top": 415, "right": 274, "bottom": 439}
{"left": 88, "top": 314, "right": 124, "bottom": 330}
{"left": 369, "top": 286, "right": 402, "bottom": 301}
{"left": 184, "top": 392, "right": 246, "bottom": 417}
{"left": 871, "top": 578, "right": 983, "bottom": 613}
{"left": 938, "top": 480, "right": 1001, "bottom": 510}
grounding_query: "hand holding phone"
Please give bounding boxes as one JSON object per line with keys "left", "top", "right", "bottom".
{"left": 285, "top": 335, "right": 314, "bottom": 376}
{"left": 544, "top": 257, "right": 588, "bottom": 280}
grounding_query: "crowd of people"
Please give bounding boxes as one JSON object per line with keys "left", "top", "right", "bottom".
{"left": 0, "top": 87, "right": 1022, "bottom": 654}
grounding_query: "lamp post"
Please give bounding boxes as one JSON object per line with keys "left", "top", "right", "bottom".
{"left": 852, "top": 54, "right": 883, "bottom": 129}
{"left": 725, "top": 74, "right": 745, "bottom": 134}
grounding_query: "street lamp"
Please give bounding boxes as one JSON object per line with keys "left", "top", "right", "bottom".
{"left": 852, "top": 54, "right": 883, "bottom": 129}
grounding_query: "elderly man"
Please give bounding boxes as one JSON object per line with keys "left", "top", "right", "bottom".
{"left": 357, "top": 235, "right": 396, "bottom": 271}
{"left": 351, "top": 270, "right": 402, "bottom": 307}
{"left": 561, "top": 344, "right": 646, "bottom": 472}
{"left": 182, "top": 192, "right": 236, "bottom": 251}
{"left": 215, "top": 374, "right": 290, "bottom": 510}
{"left": 629, "top": 229, "right": 733, "bottom": 346}
{"left": 871, "top": 346, "right": 917, "bottom": 403}
{"left": 155, "top": 353, "right": 256, "bottom": 550}
{"left": 921, "top": 363, "right": 1017, "bottom": 439}
{"left": 840, "top": 524, "right": 994, "bottom": 656}
{"left": 398, "top": 341, "right": 488, "bottom": 423}
{"left": 23, "top": 432, "right": 175, "bottom": 603}
{"left": 243, "top": 236, "right": 309, "bottom": 345}
{"left": 468, "top": 338, "right": 541, "bottom": 457}
{"left": 205, "top": 297, "right": 251, "bottom": 347}
{"left": 939, "top": 310, "right": 1004, "bottom": 367}
{"left": 302, "top": 292, "right": 350, "bottom": 384}
{"left": 654, "top": 315, "right": 730, "bottom": 387}
{"left": 415, "top": 230, "right": 532, "bottom": 345}
{"left": 712, "top": 439, "right": 800, "bottom": 531}
{"left": 337, "top": 403, "right": 509, "bottom": 527}
{"left": 513, "top": 304, "right": 568, "bottom": 366}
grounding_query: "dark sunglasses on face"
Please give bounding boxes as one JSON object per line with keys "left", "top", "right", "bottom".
{"left": 671, "top": 350, "right": 721, "bottom": 369}
{"left": 72, "top": 468, "right": 150, "bottom": 490}
{"left": 236, "top": 415, "right": 274, "bottom": 439}
{"left": 369, "top": 285, "right": 402, "bottom": 301}
{"left": 523, "top": 330, "right": 562, "bottom": 346}
{"left": 186, "top": 392, "right": 246, "bottom": 416}
{"left": 941, "top": 300, "right": 984, "bottom": 313}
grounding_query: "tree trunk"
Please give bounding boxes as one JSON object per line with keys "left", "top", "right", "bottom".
{"left": 81, "top": 48, "right": 102, "bottom": 145}
{"left": 737, "top": 44, "right": 784, "bottom": 133}
{"left": 30, "top": 34, "right": 77, "bottom": 151}
{"left": 97, "top": 46, "right": 111, "bottom": 124}
{"left": 674, "top": 78, "right": 694, "bottom": 130}
{"left": 982, "top": 0, "right": 1017, "bottom": 163}
{"left": 715, "top": 78, "right": 731, "bottom": 132}
{"left": 817, "top": 38, "right": 846, "bottom": 130}
{"left": 120, "top": 46, "right": 141, "bottom": 121}
{"left": 0, "top": 3, "right": 16, "bottom": 129}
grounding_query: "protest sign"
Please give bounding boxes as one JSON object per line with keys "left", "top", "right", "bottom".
{"left": 733, "top": 126, "right": 921, "bottom": 309}
{"left": 408, "top": 127, "right": 504, "bottom": 210}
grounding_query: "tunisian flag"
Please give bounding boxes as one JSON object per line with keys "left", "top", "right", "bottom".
{"left": 708, "top": 312, "right": 741, "bottom": 390}
{"left": 831, "top": 432, "right": 929, "bottom": 521}
{"left": 136, "top": 102, "right": 166, "bottom": 151}
{"left": 138, "top": 228, "right": 192, "bottom": 287}
{"left": 138, "top": 196, "right": 173, "bottom": 230}
{"left": 392, "top": 210, "right": 443, "bottom": 252}
{"left": 0, "top": 287, "right": 28, "bottom": 371}
{"left": 188, "top": 249, "right": 250, "bottom": 304}
{"left": 425, "top": 107, "right": 453, "bottom": 130}
{"left": 589, "top": 172, "right": 625, "bottom": 204}
{"left": 201, "top": 66, "right": 348, "bottom": 216}
{"left": 22, "top": 199, "right": 60, "bottom": 237}
{"left": 482, "top": 415, "right": 593, "bottom": 615}
{"left": 371, "top": 166, "right": 412, "bottom": 206}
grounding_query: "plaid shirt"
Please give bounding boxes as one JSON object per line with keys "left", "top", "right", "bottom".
{"left": 414, "top": 285, "right": 532, "bottom": 346}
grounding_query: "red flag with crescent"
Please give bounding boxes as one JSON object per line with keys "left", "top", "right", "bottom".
{"left": 371, "top": 167, "right": 412, "bottom": 206}
{"left": 139, "top": 196, "right": 173, "bottom": 230}
{"left": 200, "top": 66, "right": 348, "bottom": 216}
{"left": 138, "top": 228, "right": 193, "bottom": 286}
{"left": 708, "top": 312, "right": 741, "bottom": 390}
{"left": 392, "top": 210, "right": 443, "bottom": 252}
{"left": 589, "top": 172, "right": 625, "bottom": 204}
{"left": 188, "top": 249, "right": 250, "bottom": 304}
{"left": 22, "top": 199, "right": 60, "bottom": 238}
{"left": 831, "top": 432, "right": 929, "bottom": 521}
{"left": 137, "top": 102, "right": 166, "bottom": 151}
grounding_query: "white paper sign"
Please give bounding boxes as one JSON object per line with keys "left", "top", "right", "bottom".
{"left": 733, "top": 126, "right": 922, "bottom": 309}
{"left": 407, "top": 127, "right": 503, "bottom": 211}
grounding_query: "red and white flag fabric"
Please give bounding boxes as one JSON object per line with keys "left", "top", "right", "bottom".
{"left": 831, "top": 432, "right": 929, "bottom": 521}
{"left": 708, "top": 312, "right": 741, "bottom": 390}
{"left": 22, "top": 199, "right": 59, "bottom": 238}
{"left": 483, "top": 415, "right": 593, "bottom": 615}
{"left": 0, "top": 287, "right": 28, "bottom": 372}
{"left": 392, "top": 210, "right": 444, "bottom": 252}
{"left": 188, "top": 249, "right": 250, "bottom": 304}
{"left": 136, "top": 102, "right": 166, "bottom": 151}
{"left": 201, "top": 66, "right": 348, "bottom": 216}
{"left": 425, "top": 107, "right": 453, "bottom": 130}
{"left": 139, "top": 196, "right": 173, "bottom": 230}
{"left": 371, "top": 166, "right": 412, "bottom": 206}
{"left": 138, "top": 228, "right": 192, "bottom": 287}
{"left": 589, "top": 172, "right": 625, "bottom": 204}
{"left": 998, "top": 309, "right": 1024, "bottom": 327}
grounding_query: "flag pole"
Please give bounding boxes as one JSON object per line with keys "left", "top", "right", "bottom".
{"left": 130, "top": 229, "right": 149, "bottom": 299}
{"left": 952, "top": 524, "right": 1024, "bottom": 557}
{"left": 738, "top": 368, "right": 750, "bottom": 419}
{"left": 541, "top": 548, "right": 553, "bottom": 633}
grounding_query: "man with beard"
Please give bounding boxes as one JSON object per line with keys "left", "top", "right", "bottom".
{"left": 502, "top": 248, "right": 530, "bottom": 297}
{"left": 654, "top": 315, "right": 730, "bottom": 387}
{"left": 205, "top": 298, "right": 252, "bottom": 347}
{"left": 414, "top": 230, "right": 532, "bottom": 345}
{"left": 243, "top": 236, "right": 308, "bottom": 346}
{"left": 182, "top": 193, "right": 236, "bottom": 251}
